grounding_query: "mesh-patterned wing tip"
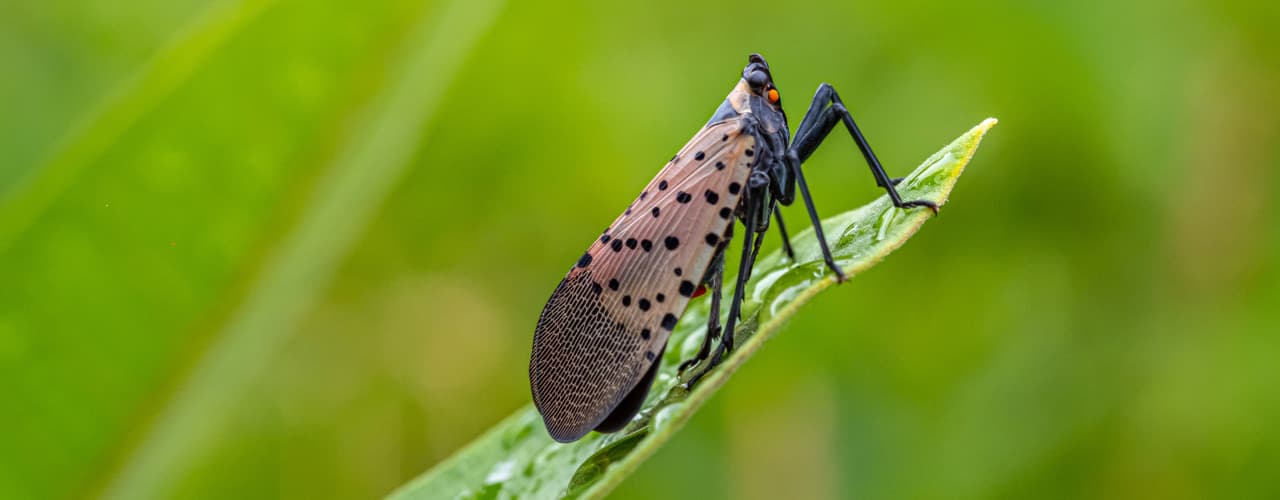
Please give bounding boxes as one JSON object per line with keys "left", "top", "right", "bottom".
{"left": 530, "top": 270, "right": 648, "bottom": 442}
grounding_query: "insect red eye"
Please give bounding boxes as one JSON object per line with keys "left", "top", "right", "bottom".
{"left": 767, "top": 88, "right": 780, "bottom": 103}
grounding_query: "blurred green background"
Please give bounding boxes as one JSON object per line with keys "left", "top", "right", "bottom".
{"left": 3, "top": 0, "right": 1278, "bottom": 498}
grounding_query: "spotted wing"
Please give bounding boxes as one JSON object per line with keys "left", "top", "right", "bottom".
{"left": 530, "top": 117, "right": 756, "bottom": 442}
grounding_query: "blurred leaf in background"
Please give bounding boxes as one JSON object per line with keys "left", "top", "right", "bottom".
{"left": 1, "top": 0, "right": 1277, "bottom": 499}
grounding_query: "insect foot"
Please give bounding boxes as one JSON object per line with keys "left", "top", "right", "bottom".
{"left": 898, "top": 199, "right": 940, "bottom": 216}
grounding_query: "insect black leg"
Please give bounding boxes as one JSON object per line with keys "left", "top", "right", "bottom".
{"left": 746, "top": 222, "right": 768, "bottom": 287}
{"left": 773, "top": 208, "right": 795, "bottom": 260}
{"left": 678, "top": 235, "right": 728, "bottom": 375}
{"left": 687, "top": 196, "right": 762, "bottom": 388}
{"left": 787, "top": 152, "right": 846, "bottom": 281}
{"left": 790, "top": 83, "right": 938, "bottom": 213}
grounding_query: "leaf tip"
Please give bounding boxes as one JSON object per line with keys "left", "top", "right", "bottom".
{"left": 950, "top": 117, "right": 999, "bottom": 168}
{"left": 966, "top": 117, "right": 998, "bottom": 147}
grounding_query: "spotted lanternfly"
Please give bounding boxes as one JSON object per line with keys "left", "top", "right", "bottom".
{"left": 530, "top": 54, "right": 937, "bottom": 443}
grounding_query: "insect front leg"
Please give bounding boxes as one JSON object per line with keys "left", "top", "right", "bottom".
{"left": 785, "top": 151, "right": 846, "bottom": 281}
{"left": 789, "top": 83, "right": 938, "bottom": 213}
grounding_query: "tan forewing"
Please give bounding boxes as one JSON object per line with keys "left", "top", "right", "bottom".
{"left": 530, "top": 117, "right": 756, "bottom": 441}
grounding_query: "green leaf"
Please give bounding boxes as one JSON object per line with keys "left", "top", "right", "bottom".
{"left": 387, "top": 118, "right": 997, "bottom": 500}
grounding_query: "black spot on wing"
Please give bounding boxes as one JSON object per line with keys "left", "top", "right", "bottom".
{"left": 531, "top": 117, "right": 752, "bottom": 443}
{"left": 679, "top": 280, "right": 696, "bottom": 297}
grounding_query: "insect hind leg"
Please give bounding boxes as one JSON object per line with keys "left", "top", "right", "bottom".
{"left": 678, "top": 224, "right": 731, "bottom": 375}
{"left": 687, "top": 190, "right": 765, "bottom": 388}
